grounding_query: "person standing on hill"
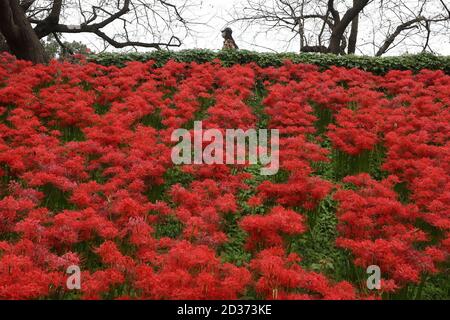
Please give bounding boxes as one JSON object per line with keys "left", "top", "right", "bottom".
{"left": 222, "top": 27, "right": 239, "bottom": 50}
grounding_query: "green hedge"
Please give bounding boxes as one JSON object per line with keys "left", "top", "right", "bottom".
{"left": 87, "top": 49, "right": 450, "bottom": 74}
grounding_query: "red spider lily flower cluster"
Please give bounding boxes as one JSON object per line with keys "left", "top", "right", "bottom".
{"left": 334, "top": 174, "right": 446, "bottom": 291}
{"left": 0, "top": 52, "right": 448, "bottom": 300}
{"left": 250, "top": 247, "right": 356, "bottom": 300}
{"left": 240, "top": 206, "right": 306, "bottom": 250}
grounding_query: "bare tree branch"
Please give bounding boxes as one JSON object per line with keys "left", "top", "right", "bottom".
{"left": 231, "top": 0, "right": 449, "bottom": 56}
{"left": 23, "top": 0, "right": 197, "bottom": 52}
{"left": 20, "top": 0, "right": 36, "bottom": 12}
{"left": 52, "top": 31, "right": 73, "bottom": 54}
{"left": 376, "top": 15, "right": 448, "bottom": 56}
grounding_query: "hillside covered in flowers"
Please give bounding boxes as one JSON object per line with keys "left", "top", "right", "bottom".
{"left": 0, "top": 53, "right": 448, "bottom": 299}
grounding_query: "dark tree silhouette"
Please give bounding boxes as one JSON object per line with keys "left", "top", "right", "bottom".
{"left": 231, "top": 0, "right": 450, "bottom": 55}
{"left": 0, "top": 0, "right": 197, "bottom": 63}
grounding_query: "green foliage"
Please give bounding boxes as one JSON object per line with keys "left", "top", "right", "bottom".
{"left": 154, "top": 215, "right": 184, "bottom": 239}
{"left": 292, "top": 196, "right": 348, "bottom": 278}
{"left": 310, "top": 101, "right": 334, "bottom": 135}
{"left": 141, "top": 109, "right": 165, "bottom": 129}
{"left": 40, "top": 183, "right": 73, "bottom": 212}
{"left": 88, "top": 50, "right": 450, "bottom": 74}
{"left": 394, "top": 181, "right": 411, "bottom": 204}
{"left": 42, "top": 35, "right": 91, "bottom": 60}
{"left": 383, "top": 271, "right": 450, "bottom": 300}
{"left": 93, "top": 102, "right": 111, "bottom": 116}
{"left": 418, "top": 272, "right": 450, "bottom": 300}
{"left": 58, "top": 125, "right": 85, "bottom": 142}
{"left": 332, "top": 144, "right": 386, "bottom": 181}
{"left": 219, "top": 212, "right": 252, "bottom": 267}
{"left": 147, "top": 166, "right": 194, "bottom": 203}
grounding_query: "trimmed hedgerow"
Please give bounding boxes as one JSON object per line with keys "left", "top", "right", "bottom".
{"left": 88, "top": 49, "right": 450, "bottom": 74}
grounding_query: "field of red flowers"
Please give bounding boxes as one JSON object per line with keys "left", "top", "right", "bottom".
{"left": 0, "top": 53, "right": 448, "bottom": 300}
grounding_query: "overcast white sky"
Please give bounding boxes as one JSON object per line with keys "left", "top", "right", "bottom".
{"left": 64, "top": 0, "right": 450, "bottom": 56}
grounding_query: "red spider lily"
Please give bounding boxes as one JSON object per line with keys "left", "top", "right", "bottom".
{"left": 250, "top": 247, "right": 357, "bottom": 300}
{"left": 0, "top": 52, "right": 448, "bottom": 300}
{"left": 240, "top": 206, "right": 306, "bottom": 250}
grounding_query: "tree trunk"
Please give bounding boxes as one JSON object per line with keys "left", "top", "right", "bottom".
{"left": 348, "top": 0, "right": 359, "bottom": 54}
{"left": 299, "top": 20, "right": 304, "bottom": 52}
{"left": 0, "top": 0, "right": 47, "bottom": 63}
{"left": 328, "top": 0, "right": 369, "bottom": 54}
{"left": 0, "top": 32, "right": 10, "bottom": 52}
